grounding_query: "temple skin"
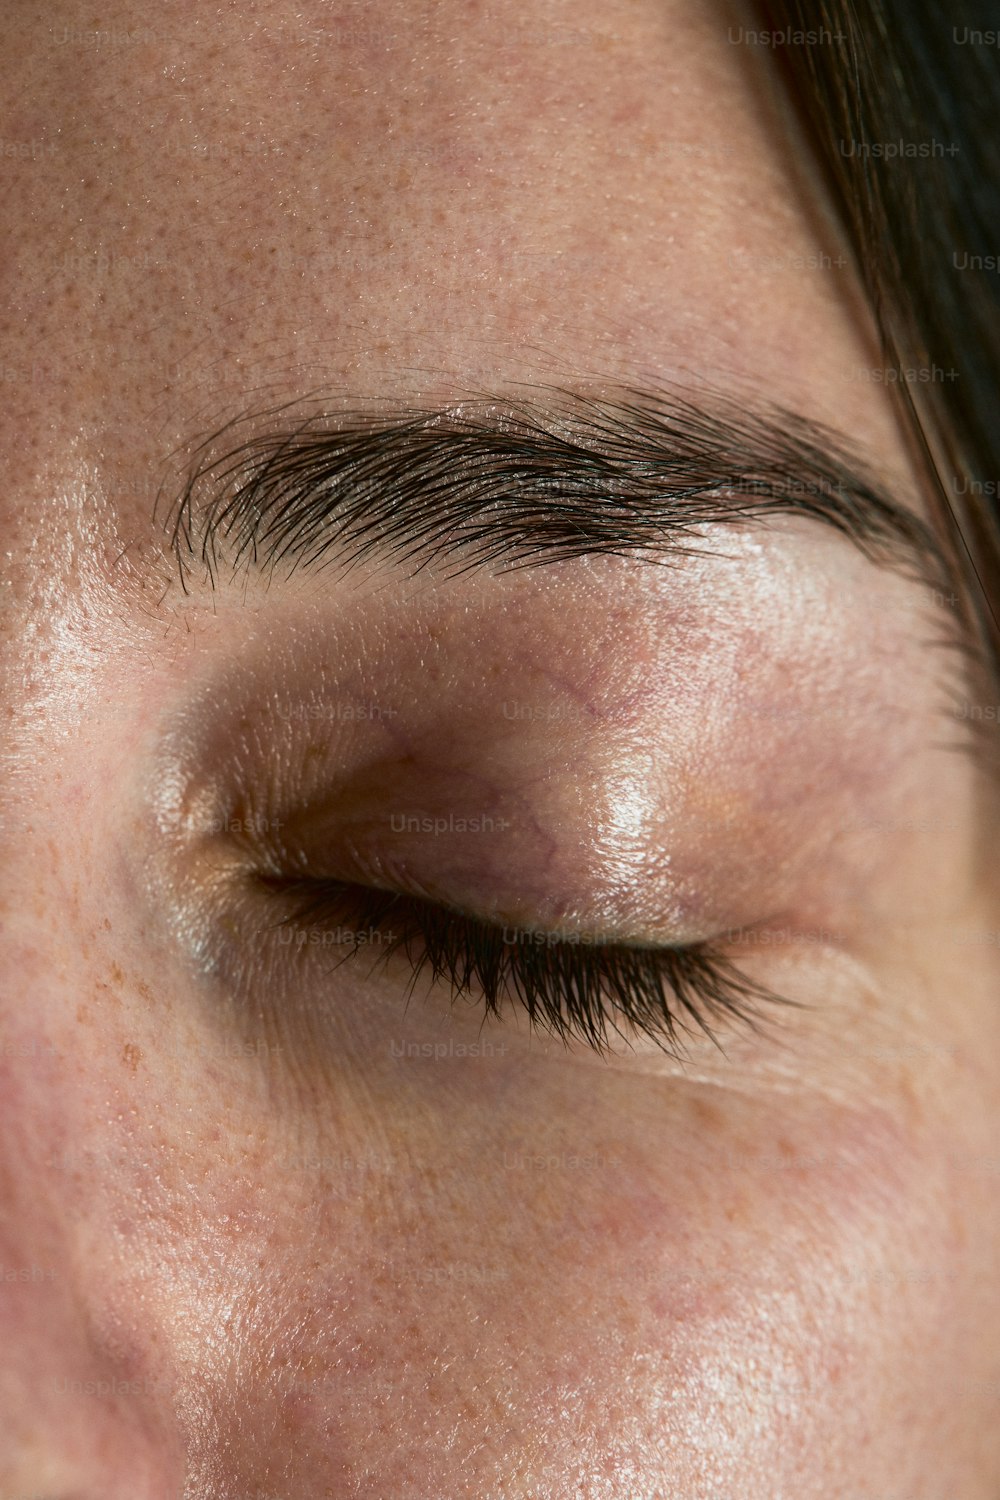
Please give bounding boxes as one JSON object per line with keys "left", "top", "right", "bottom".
{"left": 0, "top": 0, "right": 999, "bottom": 1497}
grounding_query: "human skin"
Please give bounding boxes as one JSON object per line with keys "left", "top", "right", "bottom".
{"left": 1, "top": 0, "right": 999, "bottom": 1496}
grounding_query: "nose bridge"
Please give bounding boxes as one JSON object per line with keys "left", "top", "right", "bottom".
{"left": 0, "top": 906, "right": 186, "bottom": 1491}
{"left": 0, "top": 1220, "right": 186, "bottom": 1496}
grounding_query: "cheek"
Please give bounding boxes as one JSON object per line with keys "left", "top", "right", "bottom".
{"left": 61, "top": 1049, "right": 989, "bottom": 1496}
{"left": 1, "top": 921, "right": 995, "bottom": 1500}
{"left": 486, "top": 1085, "right": 982, "bottom": 1498}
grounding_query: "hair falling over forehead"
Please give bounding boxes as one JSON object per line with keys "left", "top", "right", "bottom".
{"left": 752, "top": 0, "right": 1000, "bottom": 693}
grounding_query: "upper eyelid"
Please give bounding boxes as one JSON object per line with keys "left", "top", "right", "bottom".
{"left": 264, "top": 871, "right": 673, "bottom": 953}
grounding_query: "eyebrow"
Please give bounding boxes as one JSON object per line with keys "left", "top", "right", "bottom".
{"left": 161, "top": 384, "right": 946, "bottom": 593}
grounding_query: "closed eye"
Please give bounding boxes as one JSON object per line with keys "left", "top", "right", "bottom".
{"left": 257, "top": 875, "right": 797, "bottom": 1057}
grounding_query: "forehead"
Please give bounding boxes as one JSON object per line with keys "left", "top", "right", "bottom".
{"left": 0, "top": 0, "right": 909, "bottom": 601}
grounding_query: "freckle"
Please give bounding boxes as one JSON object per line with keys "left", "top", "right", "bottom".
{"left": 95, "top": 978, "right": 122, "bottom": 1010}
{"left": 110, "top": 963, "right": 125, "bottom": 986}
{"left": 122, "top": 1042, "right": 142, "bottom": 1073}
{"left": 689, "top": 1096, "right": 724, "bottom": 1133}
{"left": 76, "top": 1003, "right": 91, "bottom": 1026}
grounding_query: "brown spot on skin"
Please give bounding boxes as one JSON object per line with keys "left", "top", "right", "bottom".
{"left": 110, "top": 962, "right": 125, "bottom": 986}
{"left": 94, "top": 978, "right": 122, "bottom": 1010}
{"left": 76, "top": 1003, "right": 90, "bottom": 1026}
{"left": 122, "top": 1042, "right": 142, "bottom": 1073}
{"left": 688, "top": 1095, "right": 724, "bottom": 1134}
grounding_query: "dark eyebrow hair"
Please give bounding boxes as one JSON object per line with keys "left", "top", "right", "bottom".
{"left": 161, "top": 384, "right": 947, "bottom": 594}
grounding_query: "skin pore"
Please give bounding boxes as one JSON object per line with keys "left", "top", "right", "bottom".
{"left": 1, "top": 0, "right": 998, "bottom": 1496}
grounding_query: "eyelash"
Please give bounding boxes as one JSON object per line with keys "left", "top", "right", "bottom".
{"left": 262, "top": 876, "right": 792, "bottom": 1056}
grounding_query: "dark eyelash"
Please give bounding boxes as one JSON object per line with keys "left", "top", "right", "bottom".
{"left": 261, "top": 877, "right": 795, "bottom": 1058}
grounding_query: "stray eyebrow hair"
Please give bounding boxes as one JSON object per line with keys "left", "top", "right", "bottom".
{"left": 162, "top": 384, "right": 947, "bottom": 593}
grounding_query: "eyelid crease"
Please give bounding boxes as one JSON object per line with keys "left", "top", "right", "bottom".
{"left": 258, "top": 874, "right": 800, "bottom": 1059}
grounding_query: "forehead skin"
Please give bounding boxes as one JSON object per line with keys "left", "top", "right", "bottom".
{"left": 1, "top": 2, "right": 999, "bottom": 1499}
{"left": 1, "top": 0, "right": 901, "bottom": 559}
